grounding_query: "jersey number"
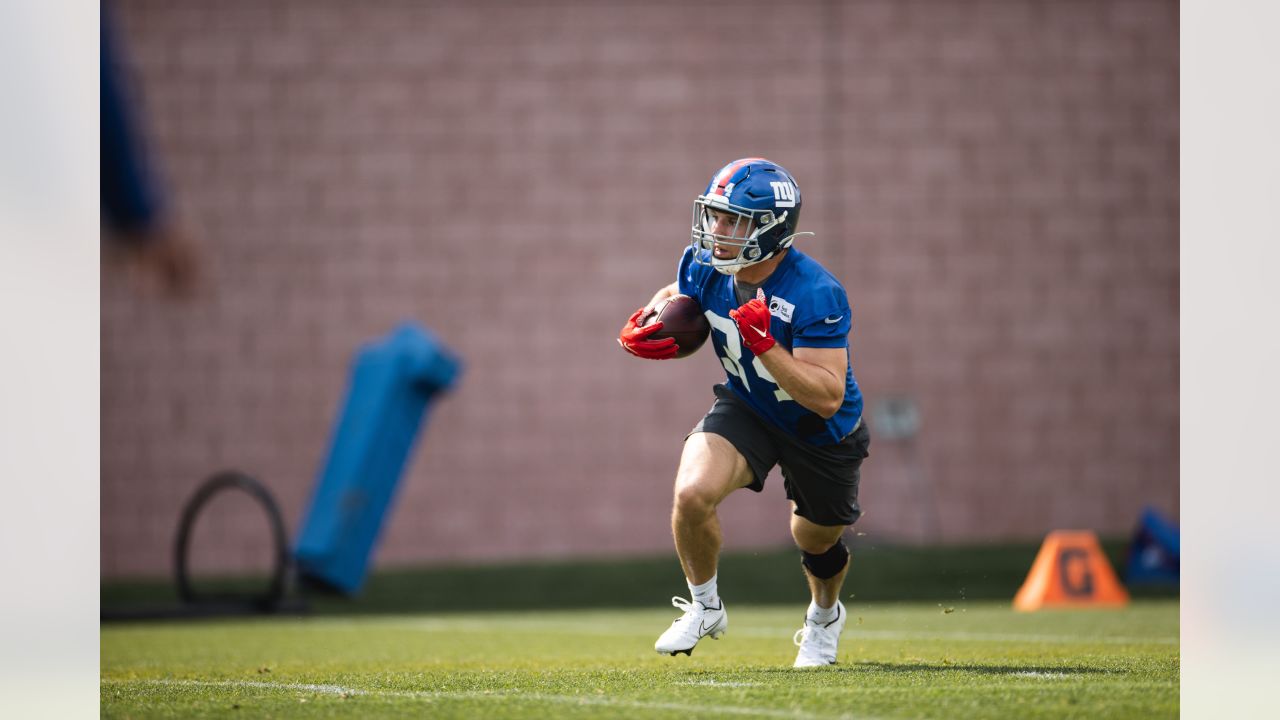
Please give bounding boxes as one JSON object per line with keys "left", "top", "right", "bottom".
{"left": 706, "top": 312, "right": 794, "bottom": 402}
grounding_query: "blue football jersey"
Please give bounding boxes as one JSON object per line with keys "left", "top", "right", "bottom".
{"left": 678, "top": 246, "right": 864, "bottom": 445}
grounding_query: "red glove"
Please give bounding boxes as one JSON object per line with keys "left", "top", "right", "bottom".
{"left": 730, "top": 289, "right": 776, "bottom": 355}
{"left": 618, "top": 307, "right": 679, "bottom": 360}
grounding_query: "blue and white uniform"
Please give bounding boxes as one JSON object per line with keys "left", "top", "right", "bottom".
{"left": 678, "top": 246, "right": 863, "bottom": 445}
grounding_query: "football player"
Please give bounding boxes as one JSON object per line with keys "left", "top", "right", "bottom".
{"left": 619, "top": 158, "right": 870, "bottom": 667}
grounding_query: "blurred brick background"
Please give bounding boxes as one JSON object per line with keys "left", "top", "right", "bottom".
{"left": 101, "top": 0, "right": 1178, "bottom": 578}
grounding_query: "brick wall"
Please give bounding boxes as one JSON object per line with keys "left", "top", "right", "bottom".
{"left": 102, "top": 0, "right": 1178, "bottom": 578}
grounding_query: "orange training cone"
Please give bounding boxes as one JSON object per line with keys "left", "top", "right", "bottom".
{"left": 1013, "top": 530, "right": 1130, "bottom": 611}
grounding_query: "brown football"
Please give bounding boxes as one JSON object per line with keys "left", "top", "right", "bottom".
{"left": 641, "top": 294, "right": 711, "bottom": 359}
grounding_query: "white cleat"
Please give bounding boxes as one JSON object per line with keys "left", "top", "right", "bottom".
{"left": 793, "top": 601, "right": 846, "bottom": 667}
{"left": 655, "top": 596, "right": 727, "bottom": 656}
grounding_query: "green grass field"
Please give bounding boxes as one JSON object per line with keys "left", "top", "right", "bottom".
{"left": 101, "top": 599, "right": 1178, "bottom": 719}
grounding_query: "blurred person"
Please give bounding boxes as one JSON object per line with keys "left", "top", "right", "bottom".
{"left": 101, "top": 1, "right": 198, "bottom": 297}
{"left": 618, "top": 158, "right": 870, "bottom": 667}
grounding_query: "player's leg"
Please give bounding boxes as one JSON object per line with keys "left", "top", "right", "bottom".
{"left": 792, "top": 513, "right": 851, "bottom": 611}
{"left": 657, "top": 387, "right": 777, "bottom": 657}
{"left": 671, "top": 431, "right": 754, "bottom": 586}
{"left": 780, "top": 422, "right": 870, "bottom": 666}
{"left": 789, "top": 513, "right": 854, "bottom": 668}
{"left": 655, "top": 432, "right": 755, "bottom": 656}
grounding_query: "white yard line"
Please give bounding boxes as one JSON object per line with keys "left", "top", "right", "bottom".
{"left": 105, "top": 678, "right": 873, "bottom": 719}
{"left": 140, "top": 679, "right": 367, "bottom": 695}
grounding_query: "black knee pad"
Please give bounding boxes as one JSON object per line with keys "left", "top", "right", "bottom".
{"left": 801, "top": 538, "right": 849, "bottom": 579}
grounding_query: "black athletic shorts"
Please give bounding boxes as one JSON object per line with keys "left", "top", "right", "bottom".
{"left": 688, "top": 384, "right": 871, "bottom": 527}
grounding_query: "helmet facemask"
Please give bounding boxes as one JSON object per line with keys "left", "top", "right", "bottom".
{"left": 690, "top": 196, "right": 790, "bottom": 275}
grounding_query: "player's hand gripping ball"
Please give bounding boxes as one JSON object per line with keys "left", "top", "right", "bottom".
{"left": 618, "top": 307, "right": 677, "bottom": 359}
{"left": 618, "top": 295, "right": 711, "bottom": 360}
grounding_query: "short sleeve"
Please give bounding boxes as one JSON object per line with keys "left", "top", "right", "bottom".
{"left": 791, "top": 285, "right": 851, "bottom": 349}
{"left": 677, "top": 246, "right": 710, "bottom": 304}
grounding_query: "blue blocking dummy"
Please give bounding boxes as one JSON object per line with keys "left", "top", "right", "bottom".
{"left": 295, "top": 324, "right": 461, "bottom": 594}
{"left": 1125, "top": 506, "right": 1180, "bottom": 585}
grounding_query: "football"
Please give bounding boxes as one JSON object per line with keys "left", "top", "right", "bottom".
{"left": 642, "top": 294, "right": 710, "bottom": 359}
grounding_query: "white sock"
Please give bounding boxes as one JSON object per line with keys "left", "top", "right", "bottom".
{"left": 689, "top": 576, "right": 720, "bottom": 609}
{"left": 807, "top": 600, "right": 838, "bottom": 625}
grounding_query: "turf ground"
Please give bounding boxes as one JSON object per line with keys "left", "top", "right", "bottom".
{"left": 101, "top": 599, "right": 1178, "bottom": 719}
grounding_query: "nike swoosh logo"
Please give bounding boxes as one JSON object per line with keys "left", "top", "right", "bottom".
{"left": 823, "top": 315, "right": 844, "bottom": 324}
{"left": 700, "top": 617, "right": 724, "bottom": 635}
{"left": 749, "top": 325, "right": 768, "bottom": 337}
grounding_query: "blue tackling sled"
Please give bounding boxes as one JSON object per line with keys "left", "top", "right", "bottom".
{"left": 1124, "top": 506, "right": 1180, "bottom": 585}
{"left": 294, "top": 323, "right": 462, "bottom": 594}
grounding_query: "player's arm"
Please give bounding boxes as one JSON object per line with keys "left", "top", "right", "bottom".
{"left": 646, "top": 282, "right": 680, "bottom": 311}
{"left": 754, "top": 346, "right": 846, "bottom": 419}
{"left": 729, "top": 291, "right": 846, "bottom": 418}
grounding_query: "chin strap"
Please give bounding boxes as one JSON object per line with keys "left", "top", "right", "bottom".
{"left": 711, "top": 232, "right": 815, "bottom": 275}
